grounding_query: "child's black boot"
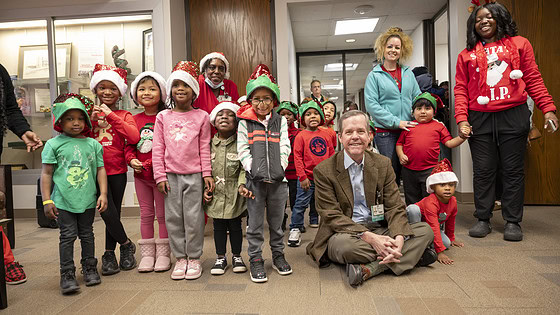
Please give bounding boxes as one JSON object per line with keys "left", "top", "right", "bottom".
{"left": 82, "top": 257, "right": 101, "bottom": 286}
{"left": 60, "top": 267, "right": 80, "bottom": 294}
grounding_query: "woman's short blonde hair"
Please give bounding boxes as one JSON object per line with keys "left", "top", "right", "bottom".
{"left": 374, "top": 27, "right": 413, "bottom": 63}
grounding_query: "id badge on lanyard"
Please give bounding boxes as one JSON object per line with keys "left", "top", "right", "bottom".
{"left": 216, "top": 87, "right": 232, "bottom": 102}
{"left": 371, "top": 190, "right": 384, "bottom": 222}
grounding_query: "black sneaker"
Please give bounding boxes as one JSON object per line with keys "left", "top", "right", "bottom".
{"left": 346, "top": 263, "right": 364, "bottom": 287}
{"left": 232, "top": 256, "right": 247, "bottom": 273}
{"left": 249, "top": 258, "right": 267, "bottom": 283}
{"left": 211, "top": 257, "right": 228, "bottom": 275}
{"left": 101, "top": 251, "right": 120, "bottom": 275}
{"left": 82, "top": 258, "right": 101, "bottom": 286}
{"left": 60, "top": 267, "right": 80, "bottom": 294}
{"left": 416, "top": 247, "right": 438, "bottom": 267}
{"left": 120, "top": 240, "right": 137, "bottom": 270}
{"left": 272, "top": 254, "right": 292, "bottom": 275}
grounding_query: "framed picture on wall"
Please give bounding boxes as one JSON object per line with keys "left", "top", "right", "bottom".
{"left": 18, "top": 43, "right": 72, "bottom": 80}
{"left": 142, "top": 28, "right": 154, "bottom": 72}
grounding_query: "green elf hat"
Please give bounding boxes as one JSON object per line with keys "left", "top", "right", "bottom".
{"left": 246, "top": 64, "right": 281, "bottom": 102}
{"left": 298, "top": 100, "right": 325, "bottom": 127}
{"left": 52, "top": 93, "right": 94, "bottom": 133}
{"left": 412, "top": 92, "right": 443, "bottom": 113}
{"left": 369, "top": 120, "right": 376, "bottom": 134}
{"left": 276, "top": 101, "right": 299, "bottom": 118}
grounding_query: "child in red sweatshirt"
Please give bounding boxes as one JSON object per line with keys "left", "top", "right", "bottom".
{"left": 89, "top": 64, "right": 140, "bottom": 275}
{"left": 276, "top": 101, "right": 300, "bottom": 231}
{"left": 288, "top": 100, "right": 334, "bottom": 247}
{"left": 406, "top": 159, "right": 464, "bottom": 265}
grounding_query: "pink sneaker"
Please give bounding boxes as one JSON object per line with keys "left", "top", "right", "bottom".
{"left": 171, "top": 258, "right": 188, "bottom": 280}
{"left": 185, "top": 259, "right": 202, "bottom": 280}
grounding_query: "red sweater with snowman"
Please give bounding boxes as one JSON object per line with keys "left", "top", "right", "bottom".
{"left": 454, "top": 36, "right": 555, "bottom": 124}
{"left": 125, "top": 112, "right": 158, "bottom": 182}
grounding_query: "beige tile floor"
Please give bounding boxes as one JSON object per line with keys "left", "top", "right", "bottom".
{"left": 5, "top": 203, "right": 560, "bottom": 314}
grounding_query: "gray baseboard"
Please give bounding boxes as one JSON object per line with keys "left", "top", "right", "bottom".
{"left": 455, "top": 191, "right": 474, "bottom": 204}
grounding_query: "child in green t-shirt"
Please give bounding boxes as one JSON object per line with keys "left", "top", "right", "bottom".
{"left": 41, "top": 94, "right": 108, "bottom": 295}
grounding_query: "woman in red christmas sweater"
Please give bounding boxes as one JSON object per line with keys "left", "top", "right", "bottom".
{"left": 454, "top": 2, "right": 557, "bottom": 242}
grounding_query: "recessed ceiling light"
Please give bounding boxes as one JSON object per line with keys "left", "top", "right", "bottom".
{"left": 335, "top": 18, "right": 378, "bottom": 35}
{"left": 323, "top": 84, "right": 343, "bottom": 90}
{"left": 346, "top": 39, "right": 356, "bottom": 43}
{"left": 324, "top": 63, "right": 358, "bottom": 72}
{"left": 354, "top": 5, "right": 374, "bottom": 15}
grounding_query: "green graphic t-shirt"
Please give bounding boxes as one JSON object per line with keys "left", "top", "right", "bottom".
{"left": 41, "top": 135, "right": 104, "bottom": 213}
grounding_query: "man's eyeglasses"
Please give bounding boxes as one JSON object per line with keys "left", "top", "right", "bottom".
{"left": 250, "top": 98, "right": 274, "bottom": 106}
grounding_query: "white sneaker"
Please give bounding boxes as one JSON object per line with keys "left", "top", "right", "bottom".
{"left": 288, "top": 228, "right": 301, "bottom": 247}
{"left": 185, "top": 259, "right": 202, "bottom": 280}
{"left": 171, "top": 258, "right": 188, "bottom": 280}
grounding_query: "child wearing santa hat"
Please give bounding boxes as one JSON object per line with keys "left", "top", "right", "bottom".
{"left": 204, "top": 101, "right": 251, "bottom": 276}
{"left": 406, "top": 159, "right": 464, "bottom": 265}
{"left": 396, "top": 92, "right": 472, "bottom": 205}
{"left": 152, "top": 61, "right": 214, "bottom": 281}
{"left": 125, "top": 71, "right": 171, "bottom": 273}
{"left": 89, "top": 64, "right": 140, "bottom": 276}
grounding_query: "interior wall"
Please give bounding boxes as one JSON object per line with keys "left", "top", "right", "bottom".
{"left": 407, "top": 22, "right": 424, "bottom": 69}
{"left": 189, "top": 0, "right": 272, "bottom": 97}
{"left": 449, "top": 0, "right": 473, "bottom": 195}
{"left": 435, "top": 44, "right": 449, "bottom": 83}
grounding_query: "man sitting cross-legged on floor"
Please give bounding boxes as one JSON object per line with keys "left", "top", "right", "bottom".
{"left": 306, "top": 110, "right": 437, "bottom": 287}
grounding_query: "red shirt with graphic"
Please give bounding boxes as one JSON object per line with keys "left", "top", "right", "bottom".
{"left": 293, "top": 129, "right": 335, "bottom": 182}
{"left": 397, "top": 119, "right": 452, "bottom": 171}
{"left": 92, "top": 110, "right": 140, "bottom": 175}
{"left": 415, "top": 193, "right": 457, "bottom": 253}
{"left": 125, "top": 112, "right": 158, "bottom": 181}
{"left": 454, "top": 36, "right": 555, "bottom": 123}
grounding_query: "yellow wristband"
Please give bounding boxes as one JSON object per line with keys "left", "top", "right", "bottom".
{"left": 43, "top": 200, "right": 54, "bottom": 206}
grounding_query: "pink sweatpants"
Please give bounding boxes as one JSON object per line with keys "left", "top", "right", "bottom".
{"left": 135, "top": 177, "right": 168, "bottom": 239}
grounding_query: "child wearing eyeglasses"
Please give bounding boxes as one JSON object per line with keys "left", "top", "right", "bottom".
{"left": 237, "top": 64, "right": 292, "bottom": 283}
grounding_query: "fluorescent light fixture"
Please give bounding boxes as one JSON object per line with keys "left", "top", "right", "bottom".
{"left": 0, "top": 15, "right": 151, "bottom": 29}
{"left": 324, "top": 63, "right": 358, "bottom": 72}
{"left": 0, "top": 20, "right": 46, "bottom": 29}
{"left": 323, "top": 84, "right": 343, "bottom": 90}
{"left": 333, "top": 78, "right": 339, "bottom": 81}
{"left": 55, "top": 15, "right": 151, "bottom": 26}
{"left": 345, "top": 39, "right": 356, "bottom": 43}
{"left": 329, "top": 97, "right": 339, "bottom": 100}
{"left": 335, "top": 18, "right": 378, "bottom": 35}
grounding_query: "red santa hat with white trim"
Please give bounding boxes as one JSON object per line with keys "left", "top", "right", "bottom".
{"left": 209, "top": 101, "right": 240, "bottom": 127}
{"left": 166, "top": 61, "right": 200, "bottom": 103}
{"left": 200, "top": 52, "right": 230, "bottom": 79}
{"left": 130, "top": 71, "right": 167, "bottom": 104}
{"left": 90, "top": 64, "right": 128, "bottom": 96}
{"left": 425, "top": 159, "right": 459, "bottom": 193}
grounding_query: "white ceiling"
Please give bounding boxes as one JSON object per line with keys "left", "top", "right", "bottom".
{"left": 290, "top": 0, "right": 447, "bottom": 106}
{"left": 289, "top": 0, "right": 447, "bottom": 52}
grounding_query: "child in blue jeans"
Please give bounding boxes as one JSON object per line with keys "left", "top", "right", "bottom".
{"left": 41, "top": 94, "right": 108, "bottom": 294}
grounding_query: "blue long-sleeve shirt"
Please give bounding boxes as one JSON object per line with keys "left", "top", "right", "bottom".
{"left": 364, "top": 64, "right": 421, "bottom": 130}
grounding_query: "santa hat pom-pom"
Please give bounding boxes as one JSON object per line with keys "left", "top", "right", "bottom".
{"left": 477, "top": 96, "right": 490, "bottom": 105}
{"left": 510, "top": 69, "right": 523, "bottom": 79}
